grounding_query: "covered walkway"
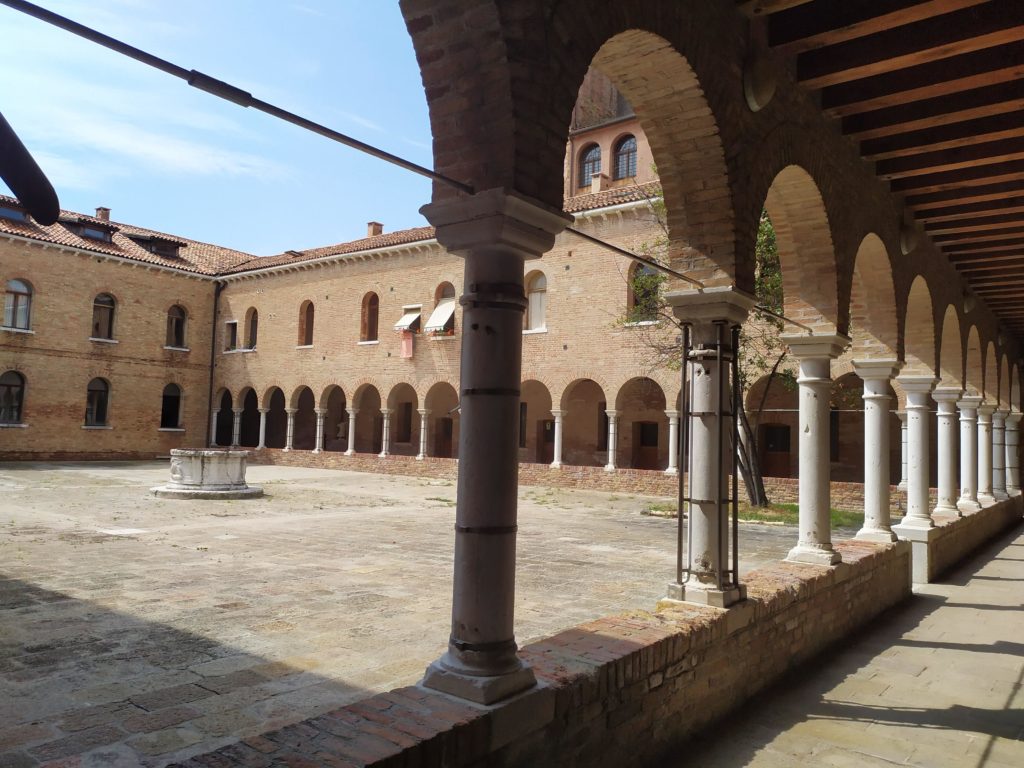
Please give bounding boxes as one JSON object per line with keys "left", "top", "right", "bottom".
{"left": 683, "top": 522, "right": 1024, "bottom": 768}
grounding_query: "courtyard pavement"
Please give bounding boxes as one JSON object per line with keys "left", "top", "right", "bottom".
{"left": 0, "top": 462, "right": 799, "bottom": 767}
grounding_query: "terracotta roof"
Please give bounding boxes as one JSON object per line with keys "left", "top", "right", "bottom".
{"left": 564, "top": 180, "right": 662, "bottom": 213}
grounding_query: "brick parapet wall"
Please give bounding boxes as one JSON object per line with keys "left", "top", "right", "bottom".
{"left": 171, "top": 539, "right": 911, "bottom": 767}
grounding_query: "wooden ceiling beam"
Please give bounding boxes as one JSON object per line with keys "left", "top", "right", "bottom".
{"left": 956, "top": 262, "right": 1024, "bottom": 275}
{"left": 890, "top": 159, "right": 1024, "bottom": 193}
{"left": 861, "top": 111, "right": 1024, "bottom": 160}
{"left": 944, "top": 239, "right": 1024, "bottom": 255}
{"left": 876, "top": 137, "right": 1024, "bottom": 180}
{"left": 908, "top": 179, "right": 1024, "bottom": 210}
{"left": 736, "top": 0, "right": 813, "bottom": 16}
{"left": 948, "top": 250, "right": 1024, "bottom": 263}
{"left": 918, "top": 200, "right": 1024, "bottom": 223}
{"left": 769, "top": 0, "right": 988, "bottom": 54}
{"left": 798, "top": 2, "right": 1024, "bottom": 88}
{"left": 927, "top": 215, "right": 1024, "bottom": 235}
{"left": 932, "top": 226, "right": 1024, "bottom": 243}
{"left": 823, "top": 42, "right": 1024, "bottom": 117}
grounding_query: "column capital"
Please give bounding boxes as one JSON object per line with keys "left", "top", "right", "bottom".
{"left": 417, "top": 408, "right": 430, "bottom": 416}
{"left": 993, "top": 408, "right": 1009, "bottom": 419}
{"left": 346, "top": 407, "right": 359, "bottom": 415}
{"left": 380, "top": 407, "right": 393, "bottom": 416}
{"left": 895, "top": 374, "right": 937, "bottom": 395}
{"left": 1006, "top": 410, "right": 1022, "bottom": 426}
{"left": 932, "top": 387, "right": 964, "bottom": 404}
{"left": 782, "top": 333, "right": 850, "bottom": 360}
{"left": 284, "top": 408, "right": 297, "bottom": 415}
{"left": 957, "top": 394, "right": 983, "bottom": 409}
{"left": 852, "top": 359, "right": 901, "bottom": 382}
{"left": 232, "top": 408, "right": 245, "bottom": 415}
{"left": 665, "top": 409, "right": 680, "bottom": 419}
{"left": 978, "top": 402, "right": 996, "bottom": 417}
{"left": 605, "top": 409, "right": 619, "bottom": 419}
{"left": 258, "top": 408, "right": 269, "bottom": 414}
{"left": 314, "top": 408, "right": 326, "bottom": 417}
{"left": 550, "top": 408, "right": 564, "bottom": 418}
{"left": 665, "top": 286, "right": 756, "bottom": 327}
{"left": 420, "top": 188, "right": 571, "bottom": 261}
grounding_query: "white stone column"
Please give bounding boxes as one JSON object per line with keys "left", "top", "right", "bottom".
{"left": 782, "top": 334, "right": 849, "bottom": 566}
{"left": 893, "top": 376, "right": 937, "bottom": 531}
{"left": 897, "top": 411, "right": 908, "bottom": 492}
{"left": 419, "top": 188, "right": 571, "bottom": 705}
{"left": 853, "top": 361, "right": 900, "bottom": 542}
{"left": 603, "top": 410, "right": 619, "bottom": 471}
{"left": 417, "top": 408, "right": 430, "bottom": 460}
{"left": 978, "top": 404, "right": 995, "bottom": 505}
{"left": 665, "top": 409, "right": 680, "bottom": 475}
{"left": 550, "top": 409, "right": 564, "bottom": 468}
{"left": 209, "top": 409, "right": 218, "bottom": 447}
{"left": 665, "top": 287, "right": 754, "bottom": 608}
{"left": 231, "top": 409, "right": 243, "bottom": 447}
{"left": 1006, "top": 411, "right": 1021, "bottom": 495}
{"left": 932, "top": 388, "right": 962, "bottom": 517}
{"left": 957, "top": 395, "right": 981, "bottom": 512}
{"left": 313, "top": 408, "right": 325, "bottom": 454}
{"left": 379, "top": 408, "right": 392, "bottom": 457}
{"left": 344, "top": 408, "right": 358, "bottom": 455}
{"left": 284, "top": 408, "right": 296, "bottom": 452}
{"left": 992, "top": 409, "right": 1009, "bottom": 501}
{"left": 256, "top": 405, "right": 268, "bottom": 448}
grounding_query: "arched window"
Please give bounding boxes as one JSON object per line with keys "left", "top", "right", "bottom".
{"left": 425, "top": 282, "right": 457, "bottom": 335}
{"left": 166, "top": 305, "right": 187, "bottom": 348}
{"left": 525, "top": 272, "right": 547, "bottom": 331}
{"left": 85, "top": 378, "right": 110, "bottom": 426}
{"left": 160, "top": 383, "right": 182, "bottom": 428}
{"left": 299, "top": 300, "right": 315, "bottom": 346}
{"left": 245, "top": 308, "right": 259, "bottom": 349}
{"left": 578, "top": 144, "right": 601, "bottom": 188}
{"left": 91, "top": 293, "right": 115, "bottom": 339}
{"left": 3, "top": 279, "right": 32, "bottom": 330}
{"left": 613, "top": 135, "right": 637, "bottom": 180}
{"left": 0, "top": 370, "right": 25, "bottom": 424}
{"left": 628, "top": 264, "right": 661, "bottom": 322}
{"left": 361, "top": 292, "right": 379, "bottom": 341}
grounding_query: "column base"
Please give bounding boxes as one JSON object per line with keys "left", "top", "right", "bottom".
{"left": 891, "top": 522, "right": 941, "bottom": 583}
{"left": 663, "top": 580, "right": 746, "bottom": 609}
{"left": 957, "top": 498, "right": 981, "bottom": 514}
{"left": 664, "top": 467, "right": 679, "bottom": 476}
{"left": 604, "top": 464, "right": 616, "bottom": 472}
{"left": 282, "top": 447, "right": 291, "bottom": 453}
{"left": 379, "top": 451, "right": 390, "bottom": 458}
{"left": 312, "top": 448, "right": 322, "bottom": 455}
{"left": 344, "top": 449, "right": 355, "bottom": 457}
{"left": 897, "top": 481, "right": 907, "bottom": 492}
{"left": 549, "top": 461, "right": 561, "bottom": 469}
{"left": 993, "top": 490, "right": 1010, "bottom": 502}
{"left": 978, "top": 493, "right": 996, "bottom": 507}
{"left": 854, "top": 527, "right": 898, "bottom": 543}
{"left": 932, "top": 502, "right": 961, "bottom": 518}
{"left": 786, "top": 543, "right": 842, "bottom": 566}
{"left": 416, "top": 454, "right": 425, "bottom": 461}
{"left": 894, "top": 513, "right": 934, "bottom": 530}
{"left": 421, "top": 659, "right": 537, "bottom": 706}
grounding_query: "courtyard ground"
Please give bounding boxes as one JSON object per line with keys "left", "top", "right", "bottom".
{"left": 0, "top": 462, "right": 801, "bottom": 767}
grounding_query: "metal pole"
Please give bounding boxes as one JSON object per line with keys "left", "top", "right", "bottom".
{"left": 677, "top": 325, "right": 690, "bottom": 584}
{"left": 731, "top": 325, "right": 740, "bottom": 587}
{"left": 715, "top": 321, "right": 724, "bottom": 591}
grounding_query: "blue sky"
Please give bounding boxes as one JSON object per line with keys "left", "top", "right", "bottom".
{"left": 0, "top": 0, "right": 434, "bottom": 254}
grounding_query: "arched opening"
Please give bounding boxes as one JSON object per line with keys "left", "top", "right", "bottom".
{"left": 577, "top": 143, "right": 601, "bottom": 189}
{"left": 424, "top": 381, "right": 459, "bottom": 458}
{"left": 166, "top": 305, "right": 187, "bottom": 349}
{"left": 425, "top": 282, "right": 457, "bottom": 336}
{"left": 937, "top": 306, "right": 963, "bottom": 389}
{"left": 849, "top": 233, "right": 898, "bottom": 360}
{"left": 352, "top": 384, "right": 383, "bottom": 454}
{"left": 263, "top": 387, "right": 287, "bottom": 449}
{"left": 613, "top": 134, "right": 637, "bottom": 180}
{"left": 966, "top": 326, "right": 983, "bottom": 397}
{"left": 298, "top": 300, "right": 315, "bottom": 346}
{"left": 244, "top": 308, "right": 259, "bottom": 349}
{"left": 560, "top": 378, "right": 607, "bottom": 467}
{"left": 214, "top": 389, "right": 233, "bottom": 446}
{"left": 0, "top": 370, "right": 26, "bottom": 424}
{"left": 387, "top": 383, "right": 420, "bottom": 456}
{"left": 160, "top": 383, "right": 182, "bottom": 429}
{"left": 321, "top": 386, "right": 348, "bottom": 452}
{"left": 520, "top": 380, "right": 553, "bottom": 463}
{"left": 4, "top": 279, "right": 32, "bottom": 330}
{"left": 984, "top": 342, "right": 999, "bottom": 404}
{"left": 361, "top": 293, "right": 379, "bottom": 342}
{"left": 746, "top": 373, "right": 798, "bottom": 479}
{"left": 91, "top": 293, "right": 116, "bottom": 339}
{"left": 525, "top": 271, "right": 547, "bottom": 331}
{"left": 999, "top": 353, "right": 1011, "bottom": 411}
{"left": 903, "top": 277, "right": 937, "bottom": 376}
{"left": 239, "top": 388, "right": 260, "bottom": 447}
{"left": 1013, "top": 364, "right": 1021, "bottom": 412}
{"left": 291, "top": 386, "right": 317, "bottom": 450}
{"left": 615, "top": 377, "right": 667, "bottom": 470}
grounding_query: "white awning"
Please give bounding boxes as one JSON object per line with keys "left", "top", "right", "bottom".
{"left": 394, "top": 308, "right": 421, "bottom": 332}
{"left": 424, "top": 299, "right": 456, "bottom": 333}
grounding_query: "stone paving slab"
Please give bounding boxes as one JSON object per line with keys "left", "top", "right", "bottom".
{"left": 0, "top": 461, "right": 798, "bottom": 767}
{"left": 680, "top": 521, "right": 1024, "bottom": 768}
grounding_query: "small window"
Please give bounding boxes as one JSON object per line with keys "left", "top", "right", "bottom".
{"left": 85, "top": 377, "right": 110, "bottom": 426}
{"left": 80, "top": 226, "right": 112, "bottom": 242}
{"left": 160, "top": 383, "right": 182, "bottom": 429}
{"left": 4, "top": 279, "right": 32, "bottom": 330}
{"left": 578, "top": 144, "right": 601, "bottom": 188}
{"left": 224, "top": 321, "right": 238, "bottom": 351}
{"left": 245, "top": 308, "right": 258, "bottom": 349}
{"left": 597, "top": 401, "right": 608, "bottom": 450}
{"left": 166, "top": 305, "right": 187, "bottom": 348}
{"left": 361, "top": 292, "right": 380, "bottom": 341}
{"left": 0, "top": 370, "right": 25, "bottom": 424}
{"left": 0, "top": 205, "right": 27, "bottom": 222}
{"left": 628, "top": 264, "right": 661, "bottom": 322}
{"left": 762, "top": 424, "right": 790, "bottom": 453}
{"left": 613, "top": 135, "right": 637, "bottom": 180}
{"left": 525, "top": 272, "right": 547, "bottom": 331}
{"left": 91, "top": 293, "right": 115, "bottom": 339}
{"left": 395, "top": 402, "right": 413, "bottom": 443}
{"left": 424, "top": 283, "right": 457, "bottom": 335}
{"left": 298, "top": 300, "right": 315, "bottom": 345}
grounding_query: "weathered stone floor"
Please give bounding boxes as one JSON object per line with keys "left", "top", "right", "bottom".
{"left": 680, "top": 522, "right": 1024, "bottom": 768}
{"left": 0, "top": 462, "right": 796, "bottom": 767}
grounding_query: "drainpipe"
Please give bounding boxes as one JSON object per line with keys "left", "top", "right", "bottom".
{"left": 206, "top": 281, "right": 226, "bottom": 447}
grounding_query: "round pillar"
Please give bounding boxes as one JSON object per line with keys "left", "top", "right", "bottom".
{"left": 932, "top": 389, "right": 962, "bottom": 516}
{"left": 853, "top": 361, "right": 900, "bottom": 542}
{"left": 957, "top": 395, "right": 981, "bottom": 513}
{"left": 896, "top": 376, "right": 937, "bottom": 529}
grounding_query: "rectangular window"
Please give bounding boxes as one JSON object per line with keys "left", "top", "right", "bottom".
{"left": 396, "top": 402, "right": 413, "bottom": 443}
{"left": 638, "top": 421, "right": 659, "bottom": 448}
{"left": 763, "top": 424, "right": 791, "bottom": 453}
{"left": 91, "top": 304, "right": 114, "bottom": 339}
{"left": 225, "top": 321, "right": 238, "bottom": 351}
{"left": 85, "top": 389, "right": 108, "bottom": 426}
{"left": 519, "top": 402, "right": 527, "bottom": 448}
{"left": 597, "top": 401, "right": 608, "bottom": 450}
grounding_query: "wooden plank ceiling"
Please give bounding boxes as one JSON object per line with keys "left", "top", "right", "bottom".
{"left": 742, "top": 0, "right": 1024, "bottom": 336}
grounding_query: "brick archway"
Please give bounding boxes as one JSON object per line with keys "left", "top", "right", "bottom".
{"left": 850, "top": 233, "right": 898, "bottom": 359}
{"left": 966, "top": 326, "right": 984, "bottom": 397}
{"left": 938, "top": 306, "right": 963, "bottom": 389}
{"left": 903, "top": 276, "right": 937, "bottom": 376}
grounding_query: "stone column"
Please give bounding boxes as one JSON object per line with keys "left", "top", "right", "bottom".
{"left": 284, "top": 408, "right": 296, "bottom": 452}
{"left": 344, "top": 408, "right": 358, "bottom": 456}
{"left": 257, "top": 408, "right": 268, "bottom": 449}
{"left": 665, "top": 409, "right": 680, "bottom": 475}
{"left": 896, "top": 411, "right": 908, "bottom": 492}
{"left": 209, "top": 409, "right": 218, "bottom": 447}
{"left": 550, "top": 409, "right": 564, "bottom": 468}
{"left": 418, "top": 188, "right": 571, "bottom": 705}
{"left": 992, "top": 409, "right": 1009, "bottom": 501}
{"left": 893, "top": 376, "right": 937, "bottom": 531}
{"left": 313, "top": 408, "right": 325, "bottom": 454}
{"left": 782, "top": 333, "right": 849, "bottom": 566}
{"left": 1006, "top": 410, "right": 1021, "bottom": 495}
{"left": 957, "top": 395, "right": 981, "bottom": 513}
{"left": 853, "top": 361, "right": 901, "bottom": 542}
{"left": 231, "top": 409, "right": 243, "bottom": 447}
{"left": 379, "top": 408, "right": 392, "bottom": 457}
{"left": 603, "top": 410, "right": 619, "bottom": 472}
{"left": 978, "top": 404, "right": 995, "bottom": 505}
{"left": 665, "top": 287, "right": 754, "bottom": 607}
{"left": 417, "top": 408, "right": 430, "bottom": 460}
{"left": 932, "top": 388, "right": 962, "bottom": 516}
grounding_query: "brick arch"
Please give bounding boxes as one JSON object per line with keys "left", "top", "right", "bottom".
{"left": 259, "top": 385, "right": 284, "bottom": 410}
{"left": 288, "top": 385, "right": 315, "bottom": 410}
{"left": 552, "top": 371, "right": 612, "bottom": 408}
{"left": 350, "top": 379, "right": 385, "bottom": 409}
{"left": 1012, "top": 364, "right": 1021, "bottom": 411}
{"left": 966, "top": 326, "right": 983, "bottom": 397}
{"left": 983, "top": 342, "right": 998, "bottom": 405}
{"left": 319, "top": 384, "right": 345, "bottom": 410}
{"left": 387, "top": 382, "right": 419, "bottom": 410}
{"left": 938, "top": 305, "right": 964, "bottom": 389}
{"left": 850, "top": 233, "right": 898, "bottom": 359}
{"left": 425, "top": 380, "right": 460, "bottom": 413}
{"left": 903, "top": 276, "right": 936, "bottom": 376}
{"left": 761, "top": 165, "right": 839, "bottom": 334}
{"left": 420, "top": 378, "right": 459, "bottom": 406}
